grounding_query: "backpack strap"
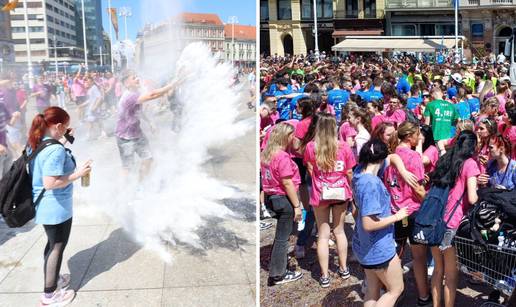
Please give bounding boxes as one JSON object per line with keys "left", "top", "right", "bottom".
{"left": 26, "top": 139, "right": 63, "bottom": 161}
{"left": 26, "top": 139, "right": 63, "bottom": 207}
{"left": 445, "top": 190, "right": 467, "bottom": 226}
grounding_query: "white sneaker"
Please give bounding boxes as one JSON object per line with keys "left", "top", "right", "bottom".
{"left": 261, "top": 204, "right": 271, "bottom": 219}
{"left": 39, "top": 288, "right": 75, "bottom": 307}
{"left": 57, "top": 274, "right": 70, "bottom": 290}
{"left": 295, "top": 245, "right": 305, "bottom": 259}
{"left": 328, "top": 239, "right": 335, "bottom": 247}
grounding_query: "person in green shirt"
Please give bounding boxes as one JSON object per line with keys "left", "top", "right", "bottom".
{"left": 424, "top": 87, "right": 458, "bottom": 142}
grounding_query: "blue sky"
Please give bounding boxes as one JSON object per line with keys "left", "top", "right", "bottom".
{"left": 100, "top": 0, "right": 256, "bottom": 41}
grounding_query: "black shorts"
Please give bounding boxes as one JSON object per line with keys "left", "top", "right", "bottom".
{"left": 360, "top": 254, "right": 395, "bottom": 270}
{"left": 394, "top": 213, "right": 421, "bottom": 245}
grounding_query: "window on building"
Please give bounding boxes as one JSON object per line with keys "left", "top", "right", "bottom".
{"left": 301, "top": 0, "right": 333, "bottom": 19}
{"left": 12, "top": 27, "right": 25, "bottom": 33}
{"left": 364, "top": 0, "right": 376, "bottom": 18}
{"left": 277, "top": 0, "right": 292, "bottom": 20}
{"left": 420, "top": 24, "right": 435, "bottom": 36}
{"left": 346, "top": 0, "right": 358, "bottom": 18}
{"left": 392, "top": 24, "right": 416, "bottom": 36}
{"left": 29, "top": 26, "right": 44, "bottom": 32}
{"left": 260, "top": 0, "right": 269, "bottom": 21}
{"left": 471, "top": 23, "right": 484, "bottom": 40}
{"left": 436, "top": 24, "right": 455, "bottom": 36}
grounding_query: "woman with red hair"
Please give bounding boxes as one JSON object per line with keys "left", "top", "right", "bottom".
{"left": 28, "top": 107, "right": 91, "bottom": 307}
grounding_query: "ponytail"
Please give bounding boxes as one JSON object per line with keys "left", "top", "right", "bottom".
{"left": 28, "top": 114, "right": 48, "bottom": 150}
{"left": 28, "top": 107, "right": 70, "bottom": 150}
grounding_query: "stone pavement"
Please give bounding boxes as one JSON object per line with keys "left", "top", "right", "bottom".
{"left": 0, "top": 97, "right": 257, "bottom": 307}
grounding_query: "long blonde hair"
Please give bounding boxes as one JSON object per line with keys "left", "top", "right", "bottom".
{"left": 261, "top": 122, "right": 295, "bottom": 164}
{"left": 314, "top": 113, "right": 338, "bottom": 172}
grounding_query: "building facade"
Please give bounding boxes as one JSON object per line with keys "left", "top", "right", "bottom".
{"left": 74, "top": 0, "right": 103, "bottom": 64}
{"left": 135, "top": 12, "right": 229, "bottom": 72}
{"left": 0, "top": 0, "right": 15, "bottom": 69}
{"left": 9, "top": 0, "right": 83, "bottom": 66}
{"left": 224, "top": 24, "right": 256, "bottom": 67}
{"left": 260, "top": 0, "right": 386, "bottom": 56}
{"left": 385, "top": 0, "right": 516, "bottom": 56}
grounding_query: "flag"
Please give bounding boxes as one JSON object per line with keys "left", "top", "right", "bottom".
{"left": 1, "top": 0, "right": 19, "bottom": 11}
{"left": 108, "top": 8, "right": 119, "bottom": 40}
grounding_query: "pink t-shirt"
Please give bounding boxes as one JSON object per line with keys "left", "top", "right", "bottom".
{"left": 72, "top": 79, "right": 86, "bottom": 97}
{"left": 270, "top": 111, "right": 279, "bottom": 124}
{"left": 474, "top": 143, "right": 489, "bottom": 174}
{"left": 502, "top": 125, "right": 516, "bottom": 160}
{"left": 423, "top": 145, "right": 439, "bottom": 174}
{"left": 339, "top": 121, "right": 357, "bottom": 142}
{"left": 304, "top": 141, "right": 356, "bottom": 206}
{"left": 261, "top": 150, "right": 301, "bottom": 196}
{"left": 384, "top": 147, "right": 425, "bottom": 215}
{"left": 371, "top": 114, "right": 386, "bottom": 131}
{"left": 294, "top": 117, "right": 312, "bottom": 140}
{"left": 260, "top": 116, "right": 273, "bottom": 132}
{"left": 444, "top": 158, "right": 480, "bottom": 229}
{"left": 318, "top": 103, "right": 335, "bottom": 115}
{"left": 497, "top": 94, "right": 507, "bottom": 114}
{"left": 384, "top": 109, "right": 406, "bottom": 126}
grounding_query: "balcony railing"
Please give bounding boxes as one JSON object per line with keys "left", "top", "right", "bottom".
{"left": 385, "top": 0, "right": 516, "bottom": 9}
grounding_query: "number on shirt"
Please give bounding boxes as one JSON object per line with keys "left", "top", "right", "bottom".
{"left": 335, "top": 161, "right": 345, "bottom": 172}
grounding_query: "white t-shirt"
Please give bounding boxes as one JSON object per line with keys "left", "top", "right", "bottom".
{"left": 86, "top": 85, "right": 101, "bottom": 114}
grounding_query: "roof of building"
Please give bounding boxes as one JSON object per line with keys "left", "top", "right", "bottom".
{"left": 180, "top": 13, "right": 223, "bottom": 26}
{"left": 223, "top": 24, "right": 256, "bottom": 41}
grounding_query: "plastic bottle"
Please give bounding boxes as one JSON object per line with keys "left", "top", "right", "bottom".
{"left": 480, "top": 229, "right": 488, "bottom": 241}
{"left": 497, "top": 232, "right": 505, "bottom": 250}
{"left": 297, "top": 207, "right": 307, "bottom": 231}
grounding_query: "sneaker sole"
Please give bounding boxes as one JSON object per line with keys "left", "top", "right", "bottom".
{"left": 320, "top": 283, "right": 330, "bottom": 288}
{"left": 339, "top": 273, "right": 351, "bottom": 280}
{"left": 40, "top": 292, "right": 75, "bottom": 307}
{"left": 273, "top": 274, "right": 303, "bottom": 285}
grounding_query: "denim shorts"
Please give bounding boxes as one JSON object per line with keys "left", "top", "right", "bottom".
{"left": 116, "top": 136, "right": 152, "bottom": 169}
{"left": 439, "top": 228, "right": 457, "bottom": 251}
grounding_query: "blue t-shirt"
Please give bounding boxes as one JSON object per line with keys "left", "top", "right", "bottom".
{"left": 468, "top": 97, "right": 480, "bottom": 114}
{"left": 368, "top": 90, "right": 383, "bottom": 102}
{"left": 487, "top": 159, "right": 516, "bottom": 190}
{"left": 289, "top": 93, "right": 306, "bottom": 121}
{"left": 396, "top": 76, "right": 410, "bottom": 95}
{"left": 274, "top": 89, "right": 293, "bottom": 120}
{"left": 406, "top": 97, "right": 423, "bottom": 111}
{"left": 29, "top": 139, "right": 76, "bottom": 225}
{"left": 455, "top": 100, "right": 471, "bottom": 120}
{"left": 356, "top": 90, "right": 371, "bottom": 102}
{"left": 352, "top": 165, "right": 396, "bottom": 266}
{"left": 328, "top": 89, "right": 349, "bottom": 122}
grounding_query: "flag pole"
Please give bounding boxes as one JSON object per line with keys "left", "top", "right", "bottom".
{"left": 454, "top": 0, "right": 459, "bottom": 62}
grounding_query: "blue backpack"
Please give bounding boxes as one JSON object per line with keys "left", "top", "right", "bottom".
{"left": 412, "top": 185, "right": 464, "bottom": 246}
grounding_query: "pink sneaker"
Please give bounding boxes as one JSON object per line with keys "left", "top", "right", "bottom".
{"left": 39, "top": 288, "right": 75, "bottom": 307}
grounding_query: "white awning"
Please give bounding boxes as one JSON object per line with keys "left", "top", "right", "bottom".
{"left": 332, "top": 37, "right": 462, "bottom": 52}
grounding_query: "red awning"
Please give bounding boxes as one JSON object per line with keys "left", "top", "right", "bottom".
{"left": 332, "top": 29, "right": 383, "bottom": 38}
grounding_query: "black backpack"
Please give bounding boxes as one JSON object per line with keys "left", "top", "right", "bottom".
{"left": 0, "top": 139, "right": 62, "bottom": 227}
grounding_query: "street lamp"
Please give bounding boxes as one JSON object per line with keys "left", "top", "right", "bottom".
{"left": 313, "top": 0, "right": 319, "bottom": 60}
{"left": 228, "top": 16, "right": 238, "bottom": 65}
{"left": 80, "top": 0, "right": 88, "bottom": 69}
{"left": 22, "top": 0, "right": 34, "bottom": 87}
{"left": 107, "top": 0, "right": 115, "bottom": 72}
{"left": 119, "top": 7, "right": 132, "bottom": 41}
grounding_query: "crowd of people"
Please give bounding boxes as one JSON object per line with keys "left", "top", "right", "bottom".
{"left": 259, "top": 52, "right": 516, "bottom": 307}
{"left": 0, "top": 63, "right": 257, "bottom": 306}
